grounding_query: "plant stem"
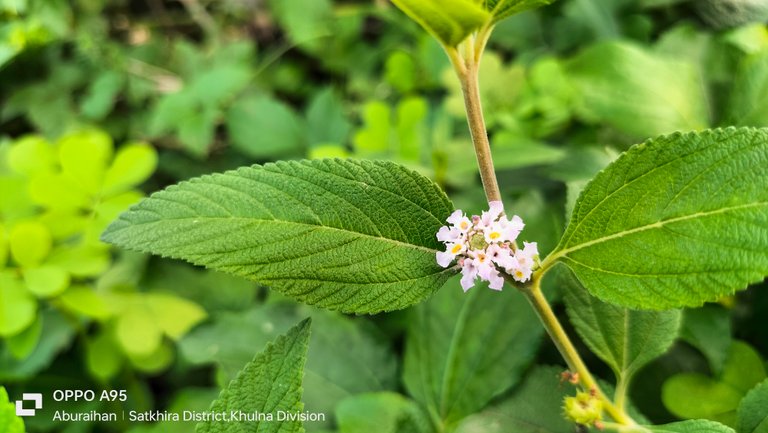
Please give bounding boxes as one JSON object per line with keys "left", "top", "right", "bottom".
{"left": 447, "top": 43, "right": 501, "bottom": 203}
{"left": 519, "top": 276, "right": 635, "bottom": 426}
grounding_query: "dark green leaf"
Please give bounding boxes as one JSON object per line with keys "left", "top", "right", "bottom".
{"left": 546, "top": 128, "right": 768, "bottom": 310}
{"left": 196, "top": 318, "right": 311, "bottom": 433}
{"left": 737, "top": 379, "right": 768, "bottom": 433}
{"left": 103, "top": 159, "right": 454, "bottom": 314}
{"left": 680, "top": 305, "right": 732, "bottom": 374}
{"left": 403, "top": 276, "right": 543, "bottom": 426}
{"left": 454, "top": 366, "right": 574, "bottom": 433}
{"left": 564, "top": 271, "right": 681, "bottom": 381}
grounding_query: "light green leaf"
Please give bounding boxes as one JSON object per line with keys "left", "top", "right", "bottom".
{"left": 59, "top": 286, "right": 112, "bottom": 319}
{"left": 116, "top": 303, "right": 163, "bottom": 356}
{"left": 487, "top": 0, "right": 558, "bottom": 23}
{"left": 85, "top": 329, "right": 124, "bottom": 381}
{"left": 336, "top": 393, "right": 429, "bottom": 433}
{"left": 7, "top": 135, "right": 56, "bottom": 176}
{"left": 196, "top": 318, "right": 311, "bottom": 433}
{"left": 737, "top": 379, "right": 768, "bottom": 433}
{"left": 145, "top": 293, "right": 207, "bottom": 340}
{"left": 227, "top": 95, "right": 304, "bottom": 159}
{"left": 645, "top": 419, "right": 736, "bottom": 433}
{"left": 454, "top": 366, "right": 574, "bottom": 433}
{"left": 0, "top": 386, "right": 25, "bottom": 433}
{"left": 102, "top": 142, "right": 158, "bottom": 196}
{"left": 102, "top": 159, "right": 454, "bottom": 314}
{"left": 396, "top": 97, "right": 427, "bottom": 162}
{"left": 566, "top": 41, "right": 710, "bottom": 138}
{"left": 353, "top": 102, "right": 391, "bottom": 156}
{"left": 0, "top": 271, "right": 36, "bottom": 337}
{"left": 662, "top": 341, "right": 766, "bottom": 427}
{"left": 23, "top": 265, "right": 70, "bottom": 298}
{"left": 391, "top": 0, "right": 490, "bottom": 47}
{"left": 545, "top": 128, "right": 768, "bottom": 310}
{"left": 9, "top": 221, "right": 51, "bottom": 267}
{"left": 564, "top": 272, "right": 681, "bottom": 381}
{"left": 180, "top": 303, "right": 397, "bottom": 432}
{"left": 403, "top": 276, "right": 543, "bottom": 426}
{"left": 6, "top": 317, "right": 41, "bottom": 360}
{"left": 728, "top": 50, "right": 768, "bottom": 127}
{"left": 57, "top": 129, "right": 113, "bottom": 195}
{"left": 680, "top": 305, "right": 732, "bottom": 374}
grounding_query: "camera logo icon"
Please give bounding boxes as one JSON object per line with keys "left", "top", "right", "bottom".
{"left": 15, "top": 393, "right": 43, "bottom": 417}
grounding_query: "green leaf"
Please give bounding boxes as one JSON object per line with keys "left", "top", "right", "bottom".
{"left": 57, "top": 129, "right": 113, "bottom": 195}
{"left": 0, "top": 310, "right": 75, "bottom": 381}
{"left": 564, "top": 272, "right": 681, "bottom": 381}
{"left": 662, "top": 341, "right": 766, "bottom": 427}
{"left": 196, "top": 318, "right": 311, "bottom": 433}
{"left": 181, "top": 303, "right": 397, "bottom": 432}
{"left": 335, "top": 393, "right": 429, "bottom": 433}
{"left": 0, "top": 386, "right": 25, "bottom": 433}
{"left": 566, "top": 41, "right": 710, "bottom": 138}
{"left": 0, "top": 271, "right": 36, "bottom": 337}
{"left": 403, "top": 276, "right": 543, "bottom": 426}
{"left": 728, "top": 50, "right": 768, "bottom": 127}
{"left": 454, "top": 366, "right": 574, "bottom": 433}
{"left": 680, "top": 305, "right": 732, "bottom": 374}
{"left": 645, "top": 420, "right": 736, "bottom": 433}
{"left": 391, "top": 0, "right": 490, "bottom": 47}
{"left": 487, "top": 0, "right": 558, "bottom": 23}
{"left": 6, "top": 317, "right": 41, "bottom": 359}
{"left": 9, "top": 221, "right": 51, "bottom": 267}
{"left": 737, "top": 379, "right": 768, "bottom": 433}
{"left": 102, "top": 159, "right": 454, "bottom": 314}
{"left": 306, "top": 88, "right": 351, "bottom": 149}
{"left": 227, "top": 95, "right": 304, "bottom": 159}
{"left": 23, "top": 265, "right": 70, "bottom": 298}
{"left": 102, "top": 142, "right": 158, "bottom": 197}
{"left": 85, "top": 329, "right": 124, "bottom": 381}
{"left": 545, "top": 128, "right": 768, "bottom": 310}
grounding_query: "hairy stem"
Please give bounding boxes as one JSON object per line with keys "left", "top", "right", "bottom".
{"left": 520, "top": 276, "right": 636, "bottom": 426}
{"left": 447, "top": 42, "right": 501, "bottom": 203}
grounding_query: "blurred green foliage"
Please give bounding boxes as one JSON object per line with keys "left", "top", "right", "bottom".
{"left": 1, "top": 0, "right": 768, "bottom": 432}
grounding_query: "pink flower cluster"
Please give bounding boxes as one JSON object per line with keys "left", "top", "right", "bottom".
{"left": 436, "top": 201, "right": 539, "bottom": 291}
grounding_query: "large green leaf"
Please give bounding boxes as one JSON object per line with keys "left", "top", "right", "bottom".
{"left": 403, "top": 276, "right": 543, "bottom": 427}
{"left": 544, "top": 128, "right": 768, "bottom": 310}
{"left": 196, "top": 318, "right": 311, "bottom": 433}
{"left": 453, "top": 366, "right": 574, "bottom": 433}
{"left": 180, "top": 303, "right": 397, "bottom": 432}
{"left": 391, "top": 0, "right": 490, "bottom": 47}
{"left": 566, "top": 41, "right": 710, "bottom": 138}
{"left": 102, "top": 159, "right": 455, "bottom": 314}
{"left": 737, "top": 379, "right": 768, "bottom": 433}
{"left": 564, "top": 272, "right": 681, "bottom": 382}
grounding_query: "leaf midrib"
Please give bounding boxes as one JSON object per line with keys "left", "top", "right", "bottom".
{"left": 544, "top": 201, "right": 768, "bottom": 268}
{"left": 110, "top": 215, "right": 441, "bottom": 255}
